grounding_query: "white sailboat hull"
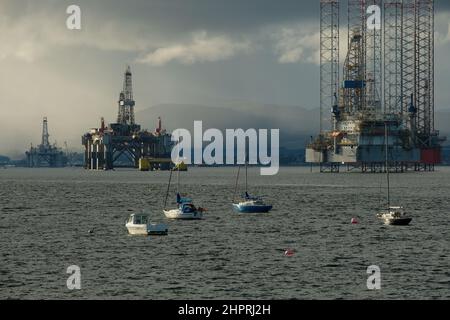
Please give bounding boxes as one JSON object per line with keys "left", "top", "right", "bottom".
{"left": 163, "top": 209, "right": 203, "bottom": 220}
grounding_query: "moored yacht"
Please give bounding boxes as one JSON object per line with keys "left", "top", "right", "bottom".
{"left": 377, "top": 122, "right": 412, "bottom": 226}
{"left": 233, "top": 192, "right": 273, "bottom": 213}
{"left": 232, "top": 155, "right": 273, "bottom": 214}
{"left": 163, "top": 193, "right": 204, "bottom": 220}
{"left": 125, "top": 213, "right": 168, "bottom": 235}
{"left": 377, "top": 207, "right": 412, "bottom": 226}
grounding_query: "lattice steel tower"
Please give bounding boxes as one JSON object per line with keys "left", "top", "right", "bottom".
{"left": 401, "top": 0, "right": 417, "bottom": 117}
{"left": 415, "top": 0, "right": 434, "bottom": 143}
{"left": 384, "top": 1, "right": 403, "bottom": 114}
{"left": 117, "top": 65, "right": 136, "bottom": 125}
{"left": 320, "top": 0, "right": 340, "bottom": 132}
{"left": 342, "top": 0, "right": 366, "bottom": 115}
{"left": 41, "top": 117, "right": 50, "bottom": 148}
{"left": 365, "top": 0, "right": 383, "bottom": 112}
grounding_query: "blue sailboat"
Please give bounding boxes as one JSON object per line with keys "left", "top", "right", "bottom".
{"left": 232, "top": 159, "right": 273, "bottom": 213}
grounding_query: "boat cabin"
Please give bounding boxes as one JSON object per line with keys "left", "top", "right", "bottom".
{"left": 180, "top": 203, "right": 197, "bottom": 213}
{"left": 127, "top": 213, "right": 149, "bottom": 225}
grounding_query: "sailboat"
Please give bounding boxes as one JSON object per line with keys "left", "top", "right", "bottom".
{"left": 163, "top": 163, "right": 205, "bottom": 220}
{"left": 232, "top": 158, "right": 273, "bottom": 213}
{"left": 377, "top": 121, "right": 412, "bottom": 226}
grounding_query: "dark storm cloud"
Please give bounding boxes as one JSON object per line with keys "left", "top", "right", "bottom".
{"left": 75, "top": 0, "right": 320, "bottom": 34}
{"left": 78, "top": 0, "right": 450, "bottom": 32}
{"left": 71, "top": 0, "right": 450, "bottom": 38}
{"left": 1, "top": 0, "right": 321, "bottom": 49}
{"left": 7, "top": 0, "right": 448, "bottom": 37}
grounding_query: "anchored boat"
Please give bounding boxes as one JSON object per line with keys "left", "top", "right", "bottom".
{"left": 163, "top": 164, "right": 205, "bottom": 220}
{"left": 163, "top": 193, "right": 205, "bottom": 220}
{"left": 232, "top": 192, "right": 273, "bottom": 213}
{"left": 377, "top": 122, "right": 412, "bottom": 226}
{"left": 232, "top": 158, "right": 272, "bottom": 213}
{"left": 377, "top": 206, "right": 412, "bottom": 226}
{"left": 125, "top": 213, "right": 168, "bottom": 235}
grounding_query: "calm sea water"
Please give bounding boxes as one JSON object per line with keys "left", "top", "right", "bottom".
{"left": 0, "top": 166, "right": 449, "bottom": 299}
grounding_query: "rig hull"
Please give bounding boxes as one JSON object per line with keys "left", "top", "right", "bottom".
{"left": 306, "top": 115, "right": 443, "bottom": 172}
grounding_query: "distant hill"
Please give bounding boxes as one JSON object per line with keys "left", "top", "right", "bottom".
{"left": 136, "top": 102, "right": 450, "bottom": 148}
{"left": 135, "top": 102, "right": 319, "bottom": 149}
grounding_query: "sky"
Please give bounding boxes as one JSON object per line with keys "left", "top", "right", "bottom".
{"left": 1, "top": 0, "right": 450, "bottom": 157}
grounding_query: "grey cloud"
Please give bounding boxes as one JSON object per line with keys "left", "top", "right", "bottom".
{"left": 136, "top": 31, "right": 253, "bottom": 66}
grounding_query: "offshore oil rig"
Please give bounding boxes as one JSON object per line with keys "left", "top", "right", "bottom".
{"left": 306, "top": 0, "right": 445, "bottom": 172}
{"left": 81, "top": 66, "right": 173, "bottom": 170}
{"left": 26, "top": 117, "right": 68, "bottom": 167}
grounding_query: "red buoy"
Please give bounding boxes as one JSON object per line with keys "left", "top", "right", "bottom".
{"left": 351, "top": 218, "right": 358, "bottom": 224}
{"left": 284, "top": 249, "right": 295, "bottom": 257}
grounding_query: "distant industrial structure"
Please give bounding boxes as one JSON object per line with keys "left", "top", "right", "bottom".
{"left": 26, "top": 117, "right": 68, "bottom": 167}
{"left": 307, "top": 0, "right": 445, "bottom": 172}
{"left": 82, "top": 66, "right": 173, "bottom": 170}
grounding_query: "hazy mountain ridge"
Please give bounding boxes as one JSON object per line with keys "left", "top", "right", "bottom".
{"left": 136, "top": 103, "right": 319, "bottom": 149}
{"left": 136, "top": 103, "right": 450, "bottom": 148}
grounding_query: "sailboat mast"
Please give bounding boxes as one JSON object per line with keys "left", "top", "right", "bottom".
{"left": 233, "top": 166, "right": 241, "bottom": 203}
{"left": 245, "top": 159, "right": 248, "bottom": 193}
{"left": 164, "top": 169, "right": 173, "bottom": 209}
{"left": 176, "top": 137, "right": 181, "bottom": 195}
{"left": 177, "top": 163, "right": 180, "bottom": 194}
{"left": 385, "top": 122, "right": 390, "bottom": 208}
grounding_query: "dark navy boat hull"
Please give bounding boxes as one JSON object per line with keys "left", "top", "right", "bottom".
{"left": 232, "top": 204, "right": 273, "bottom": 213}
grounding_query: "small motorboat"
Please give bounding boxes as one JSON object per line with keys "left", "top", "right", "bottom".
{"left": 233, "top": 192, "right": 273, "bottom": 213}
{"left": 163, "top": 193, "right": 205, "bottom": 220}
{"left": 377, "top": 207, "right": 412, "bottom": 226}
{"left": 125, "top": 213, "right": 168, "bottom": 235}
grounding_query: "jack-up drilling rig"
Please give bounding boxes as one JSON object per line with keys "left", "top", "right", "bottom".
{"left": 307, "top": 0, "right": 445, "bottom": 173}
